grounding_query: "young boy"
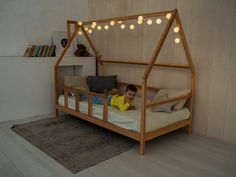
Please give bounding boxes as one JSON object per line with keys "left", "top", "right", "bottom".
{"left": 91, "top": 84, "right": 137, "bottom": 112}
{"left": 110, "top": 84, "right": 137, "bottom": 112}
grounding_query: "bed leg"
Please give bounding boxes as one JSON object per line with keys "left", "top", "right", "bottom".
{"left": 139, "top": 140, "right": 145, "bottom": 155}
{"left": 187, "top": 124, "right": 192, "bottom": 134}
{"left": 55, "top": 109, "right": 59, "bottom": 117}
{"left": 187, "top": 120, "right": 192, "bottom": 134}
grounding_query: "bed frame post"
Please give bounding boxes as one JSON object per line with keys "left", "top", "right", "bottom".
{"left": 140, "top": 80, "right": 147, "bottom": 155}
{"left": 54, "top": 22, "right": 79, "bottom": 117}
{"left": 175, "top": 11, "right": 195, "bottom": 134}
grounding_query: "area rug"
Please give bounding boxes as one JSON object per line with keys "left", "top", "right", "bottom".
{"left": 11, "top": 115, "right": 137, "bottom": 173}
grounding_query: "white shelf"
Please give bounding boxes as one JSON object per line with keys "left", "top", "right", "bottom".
{"left": 59, "top": 56, "right": 95, "bottom": 66}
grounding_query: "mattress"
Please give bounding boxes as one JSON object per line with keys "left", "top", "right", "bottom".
{"left": 58, "top": 95, "right": 190, "bottom": 133}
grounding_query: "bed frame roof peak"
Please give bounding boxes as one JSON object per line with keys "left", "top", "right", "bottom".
{"left": 55, "top": 8, "right": 195, "bottom": 79}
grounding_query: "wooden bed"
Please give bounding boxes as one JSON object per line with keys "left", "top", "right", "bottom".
{"left": 54, "top": 9, "right": 195, "bottom": 155}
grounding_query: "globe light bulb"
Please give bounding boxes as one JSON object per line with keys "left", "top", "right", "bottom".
{"left": 147, "top": 19, "right": 152, "bottom": 25}
{"left": 78, "top": 31, "right": 83, "bottom": 35}
{"left": 110, "top": 20, "right": 115, "bottom": 26}
{"left": 92, "top": 22, "right": 96, "bottom": 26}
{"left": 166, "top": 13, "right": 172, "bottom": 19}
{"left": 129, "top": 24, "right": 135, "bottom": 30}
{"left": 91, "top": 24, "right": 96, "bottom": 29}
{"left": 121, "top": 24, "right": 125, "bottom": 29}
{"left": 118, "top": 21, "right": 123, "bottom": 24}
{"left": 78, "top": 21, "right": 83, "bottom": 26}
{"left": 88, "top": 29, "right": 92, "bottom": 34}
{"left": 174, "top": 37, "right": 180, "bottom": 43}
{"left": 84, "top": 27, "right": 88, "bottom": 31}
{"left": 97, "top": 25, "right": 102, "bottom": 30}
{"left": 137, "top": 20, "right": 143, "bottom": 24}
{"left": 156, "top": 18, "right": 162, "bottom": 24}
{"left": 174, "top": 26, "right": 180, "bottom": 33}
{"left": 138, "top": 16, "right": 143, "bottom": 21}
{"left": 104, "top": 25, "right": 109, "bottom": 30}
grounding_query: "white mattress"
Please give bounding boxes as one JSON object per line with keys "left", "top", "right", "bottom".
{"left": 58, "top": 95, "right": 190, "bottom": 133}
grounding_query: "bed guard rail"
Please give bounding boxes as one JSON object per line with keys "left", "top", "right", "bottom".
{"left": 59, "top": 85, "right": 108, "bottom": 122}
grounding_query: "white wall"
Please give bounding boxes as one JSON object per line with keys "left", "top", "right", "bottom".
{"left": 0, "top": 0, "right": 91, "bottom": 121}
{"left": 88, "top": 0, "right": 236, "bottom": 144}
{"left": 0, "top": 0, "right": 88, "bottom": 56}
{"left": 0, "top": 57, "right": 95, "bottom": 122}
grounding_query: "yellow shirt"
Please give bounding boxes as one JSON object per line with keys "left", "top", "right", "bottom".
{"left": 110, "top": 95, "right": 135, "bottom": 112}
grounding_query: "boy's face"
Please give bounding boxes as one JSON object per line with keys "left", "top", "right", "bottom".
{"left": 125, "top": 90, "right": 136, "bottom": 102}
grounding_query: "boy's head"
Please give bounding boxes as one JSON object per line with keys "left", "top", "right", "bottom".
{"left": 125, "top": 84, "right": 137, "bottom": 102}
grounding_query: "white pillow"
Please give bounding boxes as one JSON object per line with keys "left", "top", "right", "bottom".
{"left": 151, "top": 88, "right": 190, "bottom": 112}
{"left": 168, "top": 89, "right": 190, "bottom": 110}
{"left": 64, "top": 75, "right": 89, "bottom": 97}
{"left": 64, "top": 75, "right": 88, "bottom": 89}
{"left": 150, "top": 94, "right": 178, "bottom": 113}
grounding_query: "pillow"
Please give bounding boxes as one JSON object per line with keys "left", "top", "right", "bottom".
{"left": 168, "top": 89, "right": 190, "bottom": 110}
{"left": 64, "top": 75, "right": 88, "bottom": 97}
{"left": 153, "top": 88, "right": 190, "bottom": 111}
{"left": 64, "top": 75, "right": 88, "bottom": 89}
{"left": 150, "top": 94, "right": 178, "bottom": 113}
{"left": 87, "top": 75, "right": 117, "bottom": 93}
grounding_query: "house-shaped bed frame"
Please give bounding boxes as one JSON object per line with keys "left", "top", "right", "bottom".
{"left": 54, "top": 9, "right": 195, "bottom": 155}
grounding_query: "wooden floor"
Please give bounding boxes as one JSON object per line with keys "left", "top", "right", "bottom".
{"left": 0, "top": 114, "right": 236, "bottom": 177}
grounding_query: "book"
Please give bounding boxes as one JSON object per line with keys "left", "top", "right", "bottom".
{"left": 33, "top": 46, "right": 41, "bottom": 57}
{"left": 48, "top": 45, "right": 55, "bottom": 57}
{"left": 28, "top": 45, "right": 36, "bottom": 57}
{"left": 42, "top": 45, "right": 49, "bottom": 57}
{"left": 23, "top": 45, "right": 31, "bottom": 57}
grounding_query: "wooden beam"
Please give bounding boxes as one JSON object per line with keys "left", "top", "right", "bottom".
{"left": 143, "top": 9, "right": 177, "bottom": 80}
{"left": 145, "top": 119, "right": 190, "bottom": 141}
{"left": 56, "top": 105, "right": 141, "bottom": 141}
{"left": 68, "top": 10, "right": 174, "bottom": 25}
{"left": 140, "top": 80, "right": 147, "bottom": 155}
{"left": 117, "top": 81, "right": 159, "bottom": 91}
{"left": 175, "top": 12, "right": 195, "bottom": 75}
{"left": 101, "top": 59, "right": 190, "bottom": 69}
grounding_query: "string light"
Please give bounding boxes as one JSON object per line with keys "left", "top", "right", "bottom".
{"left": 78, "top": 31, "right": 83, "bottom": 35}
{"left": 129, "top": 24, "right": 135, "bottom": 30}
{"left": 147, "top": 19, "right": 152, "bottom": 25}
{"left": 91, "top": 22, "right": 96, "bottom": 29}
{"left": 173, "top": 26, "right": 180, "bottom": 33}
{"left": 137, "top": 20, "right": 143, "bottom": 24}
{"left": 138, "top": 16, "right": 143, "bottom": 21}
{"left": 156, "top": 18, "right": 162, "bottom": 24}
{"left": 97, "top": 25, "right": 102, "bottom": 30}
{"left": 88, "top": 29, "right": 92, "bottom": 34}
{"left": 166, "top": 13, "right": 172, "bottom": 19}
{"left": 174, "top": 37, "right": 180, "bottom": 43}
{"left": 92, "top": 22, "right": 96, "bottom": 26}
{"left": 84, "top": 27, "right": 88, "bottom": 31}
{"left": 78, "top": 21, "right": 83, "bottom": 26}
{"left": 118, "top": 21, "right": 123, "bottom": 24}
{"left": 121, "top": 24, "right": 125, "bottom": 29}
{"left": 104, "top": 25, "right": 109, "bottom": 30}
{"left": 110, "top": 20, "right": 115, "bottom": 26}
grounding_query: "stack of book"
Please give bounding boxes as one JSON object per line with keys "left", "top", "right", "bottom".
{"left": 24, "top": 45, "right": 56, "bottom": 57}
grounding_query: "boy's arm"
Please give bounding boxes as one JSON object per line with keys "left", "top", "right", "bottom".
{"left": 118, "top": 102, "right": 130, "bottom": 112}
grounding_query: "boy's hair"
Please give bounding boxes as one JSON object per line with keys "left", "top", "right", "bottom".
{"left": 125, "top": 84, "right": 137, "bottom": 93}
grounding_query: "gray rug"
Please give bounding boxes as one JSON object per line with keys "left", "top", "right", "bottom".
{"left": 11, "top": 115, "right": 137, "bottom": 173}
